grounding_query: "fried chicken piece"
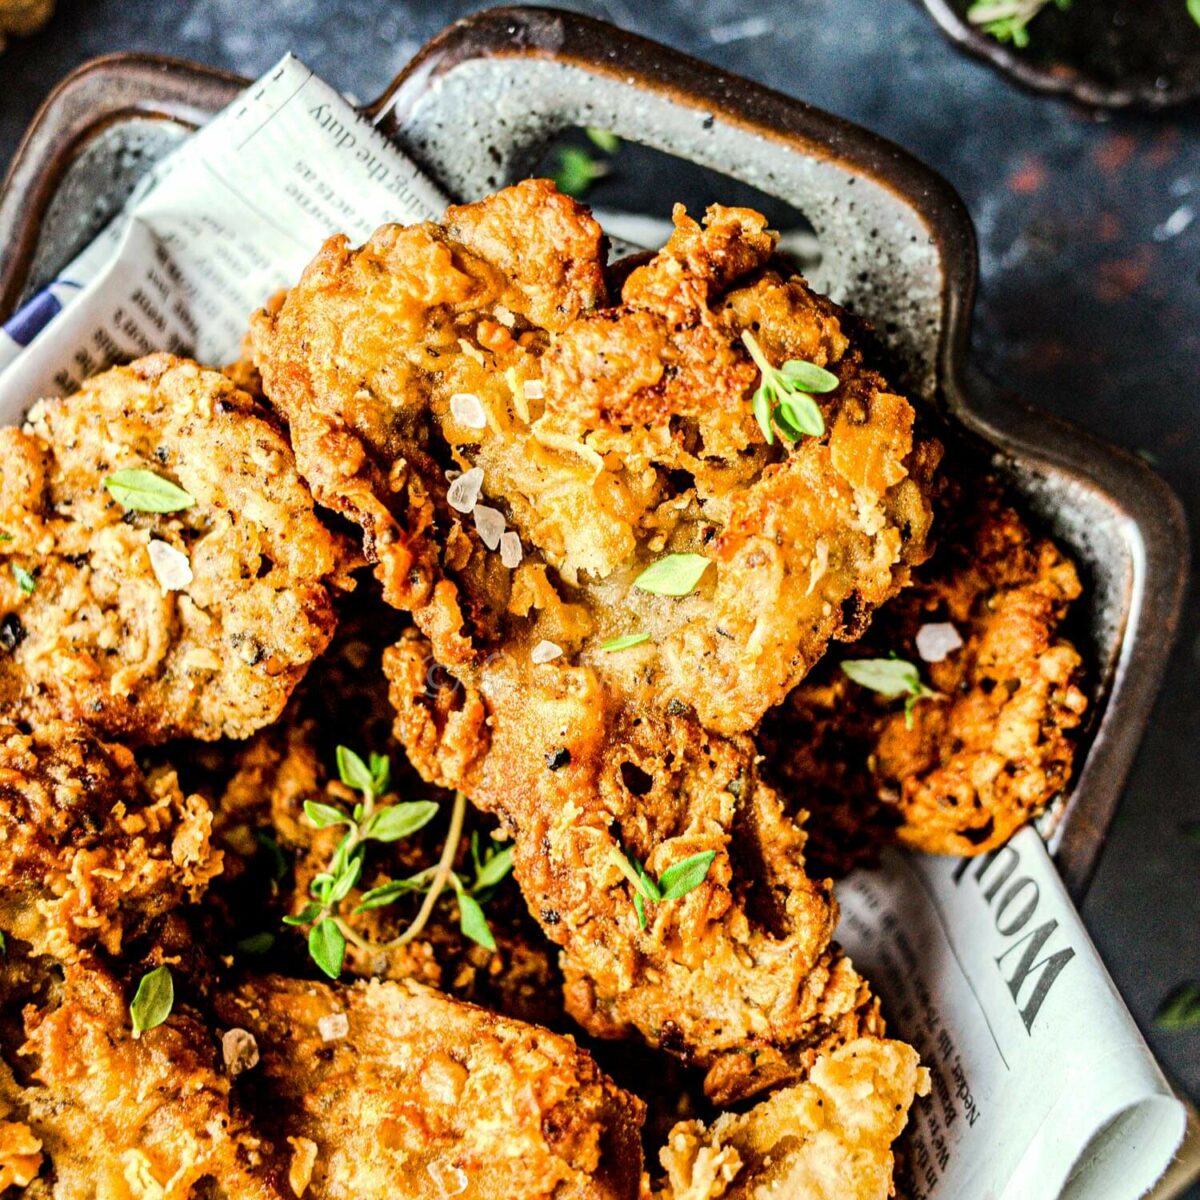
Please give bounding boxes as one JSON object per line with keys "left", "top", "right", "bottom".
{"left": 0, "top": 721, "right": 222, "bottom": 961}
{"left": 215, "top": 973, "right": 645, "bottom": 1200}
{"left": 252, "top": 182, "right": 940, "bottom": 736}
{"left": 0, "top": 354, "right": 353, "bottom": 743}
{"left": 255, "top": 184, "right": 932, "bottom": 1099}
{"left": 386, "top": 630, "right": 882, "bottom": 1105}
{"left": 2, "top": 958, "right": 282, "bottom": 1199}
{"left": 762, "top": 481, "right": 1088, "bottom": 863}
{"left": 651, "top": 1038, "right": 928, "bottom": 1200}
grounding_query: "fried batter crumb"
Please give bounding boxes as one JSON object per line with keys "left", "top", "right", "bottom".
{"left": 4, "top": 958, "right": 282, "bottom": 1199}
{"left": 216, "top": 973, "right": 646, "bottom": 1200}
{"left": 0, "top": 354, "right": 354, "bottom": 743}
{"left": 651, "top": 1038, "right": 929, "bottom": 1200}
{"left": 0, "top": 721, "right": 223, "bottom": 961}
{"left": 763, "top": 481, "right": 1088, "bottom": 863}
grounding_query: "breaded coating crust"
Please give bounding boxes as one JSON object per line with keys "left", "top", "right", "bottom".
{"left": 0, "top": 354, "right": 351, "bottom": 743}
{"left": 0, "top": 721, "right": 222, "bottom": 960}
{"left": 386, "top": 632, "right": 882, "bottom": 1105}
{"left": 3, "top": 959, "right": 282, "bottom": 1199}
{"left": 255, "top": 184, "right": 931, "bottom": 1100}
{"left": 763, "top": 484, "right": 1087, "bottom": 862}
{"left": 652, "top": 1038, "right": 928, "bottom": 1200}
{"left": 252, "top": 182, "right": 940, "bottom": 735}
{"left": 215, "top": 973, "right": 645, "bottom": 1200}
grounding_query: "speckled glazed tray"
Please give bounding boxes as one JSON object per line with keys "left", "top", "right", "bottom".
{"left": 0, "top": 6, "right": 1187, "bottom": 900}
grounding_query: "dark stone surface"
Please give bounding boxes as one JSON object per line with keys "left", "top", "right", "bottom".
{"left": 2, "top": 0, "right": 1198, "bottom": 1159}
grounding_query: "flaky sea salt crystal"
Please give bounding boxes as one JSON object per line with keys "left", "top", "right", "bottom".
{"left": 522, "top": 379, "right": 544, "bottom": 401}
{"left": 449, "top": 392, "right": 487, "bottom": 429}
{"left": 499, "top": 531, "right": 523, "bottom": 569}
{"left": 531, "top": 640, "right": 563, "bottom": 664}
{"left": 473, "top": 504, "right": 505, "bottom": 550}
{"left": 916, "top": 622, "right": 963, "bottom": 663}
{"left": 148, "top": 539, "right": 193, "bottom": 592}
{"left": 447, "top": 467, "right": 484, "bottom": 513}
{"left": 318, "top": 1011, "right": 349, "bottom": 1042}
{"left": 427, "top": 1161, "right": 468, "bottom": 1198}
{"left": 221, "top": 1028, "right": 259, "bottom": 1076}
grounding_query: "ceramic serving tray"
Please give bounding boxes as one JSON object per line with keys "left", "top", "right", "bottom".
{"left": 0, "top": 6, "right": 1187, "bottom": 900}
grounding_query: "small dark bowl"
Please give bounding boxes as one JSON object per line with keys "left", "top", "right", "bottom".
{"left": 921, "top": 0, "right": 1200, "bottom": 109}
{"left": 0, "top": 7, "right": 1188, "bottom": 900}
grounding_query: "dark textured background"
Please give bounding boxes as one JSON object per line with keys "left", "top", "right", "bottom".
{"left": 2, "top": 0, "right": 1197, "bottom": 1161}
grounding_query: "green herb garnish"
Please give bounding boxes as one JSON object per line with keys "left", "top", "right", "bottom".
{"left": 841, "top": 657, "right": 940, "bottom": 729}
{"left": 0, "top": 931, "right": 6, "bottom": 957}
{"left": 966, "top": 0, "right": 1071, "bottom": 48}
{"left": 615, "top": 845, "right": 717, "bottom": 930}
{"left": 601, "top": 633, "right": 651, "bottom": 652}
{"left": 1190, "top": 0, "right": 1200, "bottom": 27}
{"left": 741, "top": 329, "right": 836, "bottom": 446}
{"left": 1156, "top": 983, "right": 1200, "bottom": 1030}
{"left": 129, "top": 965, "right": 174, "bottom": 1036}
{"left": 551, "top": 147, "right": 610, "bottom": 199}
{"left": 285, "top": 746, "right": 437, "bottom": 979}
{"left": 633, "top": 554, "right": 711, "bottom": 597}
{"left": 11, "top": 565, "right": 34, "bottom": 595}
{"left": 285, "top": 747, "right": 514, "bottom": 977}
{"left": 103, "top": 468, "right": 195, "bottom": 513}
{"left": 585, "top": 127, "right": 621, "bottom": 154}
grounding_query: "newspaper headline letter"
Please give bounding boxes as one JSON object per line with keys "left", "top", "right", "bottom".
{"left": 0, "top": 55, "right": 1188, "bottom": 1200}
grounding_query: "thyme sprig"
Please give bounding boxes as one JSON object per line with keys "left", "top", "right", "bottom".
{"left": 841, "top": 656, "right": 942, "bottom": 729}
{"left": 966, "top": 0, "right": 1071, "bottom": 48}
{"left": 284, "top": 747, "right": 512, "bottom": 977}
{"left": 615, "top": 844, "right": 718, "bottom": 930}
{"left": 741, "top": 330, "right": 837, "bottom": 445}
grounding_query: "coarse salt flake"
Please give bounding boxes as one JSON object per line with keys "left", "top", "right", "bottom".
{"left": 916, "top": 622, "right": 963, "bottom": 664}
{"left": 493, "top": 305, "right": 515, "bottom": 328}
{"left": 427, "top": 1161, "right": 469, "bottom": 1198}
{"left": 148, "top": 539, "right": 192, "bottom": 592}
{"left": 522, "top": 379, "right": 545, "bottom": 401}
{"left": 221, "top": 1027, "right": 259, "bottom": 1076}
{"left": 499, "top": 531, "right": 523, "bottom": 569}
{"left": 447, "top": 467, "right": 484, "bottom": 513}
{"left": 473, "top": 505, "right": 505, "bottom": 550}
{"left": 318, "top": 1011, "right": 349, "bottom": 1042}
{"left": 450, "top": 392, "right": 487, "bottom": 429}
{"left": 531, "top": 640, "right": 563, "bottom": 664}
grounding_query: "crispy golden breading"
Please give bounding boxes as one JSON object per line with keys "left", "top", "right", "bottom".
{"left": 651, "top": 1038, "right": 928, "bottom": 1200}
{"left": 254, "top": 184, "right": 935, "bottom": 1101}
{"left": 252, "top": 182, "right": 940, "bottom": 736}
{"left": 386, "top": 630, "right": 882, "bottom": 1105}
{"left": 0, "top": 1092, "right": 41, "bottom": 1191}
{"left": 215, "top": 973, "right": 646, "bottom": 1200}
{"left": 762, "top": 483, "right": 1087, "bottom": 862}
{"left": 0, "top": 721, "right": 222, "bottom": 961}
{"left": 0, "top": 354, "right": 352, "bottom": 743}
{"left": 3, "top": 959, "right": 283, "bottom": 1199}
